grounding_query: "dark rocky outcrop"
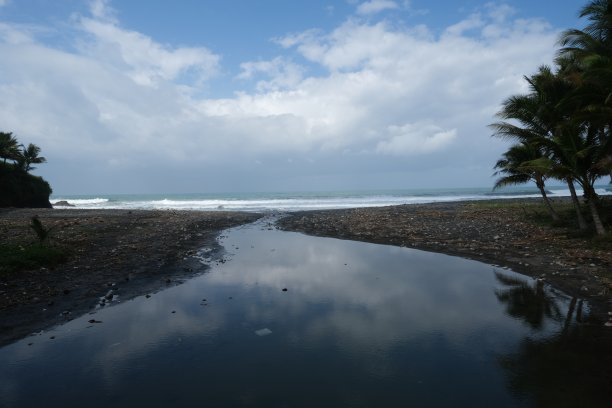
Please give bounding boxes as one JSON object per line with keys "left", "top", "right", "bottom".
{"left": 0, "top": 162, "right": 52, "bottom": 208}
{"left": 52, "top": 200, "right": 74, "bottom": 207}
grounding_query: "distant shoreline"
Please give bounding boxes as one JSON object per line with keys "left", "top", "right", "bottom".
{"left": 47, "top": 186, "right": 612, "bottom": 212}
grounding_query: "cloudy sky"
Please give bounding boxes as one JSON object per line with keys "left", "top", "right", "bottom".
{"left": 0, "top": 0, "right": 586, "bottom": 194}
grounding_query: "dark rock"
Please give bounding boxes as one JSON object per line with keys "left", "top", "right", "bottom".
{"left": 53, "top": 200, "right": 75, "bottom": 207}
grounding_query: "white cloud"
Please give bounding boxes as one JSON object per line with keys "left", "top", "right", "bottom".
{"left": 376, "top": 123, "right": 457, "bottom": 155}
{"left": 238, "top": 57, "right": 304, "bottom": 92}
{"left": 356, "top": 0, "right": 399, "bottom": 16}
{"left": 77, "top": 1, "right": 220, "bottom": 87}
{"left": 0, "top": 1, "right": 560, "bottom": 192}
{"left": 89, "top": 0, "right": 117, "bottom": 23}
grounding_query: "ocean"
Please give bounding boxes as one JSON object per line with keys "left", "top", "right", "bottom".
{"left": 51, "top": 185, "right": 612, "bottom": 212}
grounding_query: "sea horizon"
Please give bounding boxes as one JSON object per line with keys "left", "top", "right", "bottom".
{"left": 51, "top": 185, "right": 612, "bottom": 212}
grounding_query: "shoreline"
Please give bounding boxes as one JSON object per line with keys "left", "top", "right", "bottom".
{"left": 278, "top": 198, "right": 612, "bottom": 321}
{"left": 0, "top": 208, "right": 261, "bottom": 346}
{"left": 1, "top": 197, "right": 611, "bottom": 346}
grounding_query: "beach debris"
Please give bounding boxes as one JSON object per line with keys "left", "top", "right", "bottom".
{"left": 145, "top": 294, "right": 151, "bottom": 298}
{"left": 282, "top": 288, "right": 288, "bottom": 292}
{"left": 255, "top": 328, "right": 272, "bottom": 336}
{"left": 171, "top": 310, "right": 176, "bottom": 314}
{"left": 88, "top": 319, "right": 102, "bottom": 324}
{"left": 104, "top": 290, "right": 114, "bottom": 300}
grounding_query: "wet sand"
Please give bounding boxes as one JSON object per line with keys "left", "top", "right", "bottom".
{"left": 0, "top": 208, "right": 261, "bottom": 346}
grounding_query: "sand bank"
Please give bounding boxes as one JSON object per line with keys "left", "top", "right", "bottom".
{"left": 0, "top": 208, "right": 261, "bottom": 345}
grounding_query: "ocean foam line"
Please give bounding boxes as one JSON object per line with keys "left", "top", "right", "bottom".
{"left": 53, "top": 198, "right": 110, "bottom": 205}
{"left": 51, "top": 187, "right": 611, "bottom": 211}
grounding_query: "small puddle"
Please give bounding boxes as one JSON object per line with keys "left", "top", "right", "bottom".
{"left": 0, "top": 218, "right": 610, "bottom": 407}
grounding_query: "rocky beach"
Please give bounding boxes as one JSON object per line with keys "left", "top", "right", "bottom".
{"left": 1, "top": 198, "right": 611, "bottom": 346}
{"left": 278, "top": 199, "right": 612, "bottom": 320}
{"left": 0, "top": 208, "right": 261, "bottom": 346}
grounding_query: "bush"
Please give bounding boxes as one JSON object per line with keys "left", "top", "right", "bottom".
{"left": 0, "top": 161, "right": 52, "bottom": 208}
{"left": 0, "top": 244, "right": 68, "bottom": 274}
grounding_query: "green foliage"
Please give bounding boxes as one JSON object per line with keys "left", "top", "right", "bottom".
{"left": 490, "top": 0, "right": 612, "bottom": 235}
{"left": 0, "top": 130, "right": 51, "bottom": 208}
{"left": 17, "top": 143, "right": 46, "bottom": 172}
{"left": 0, "top": 132, "right": 20, "bottom": 163}
{"left": 0, "top": 161, "right": 52, "bottom": 208}
{"left": 0, "top": 244, "right": 68, "bottom": 275}
{"left": 30, "top": 216, "right": 52, "bottom": 245}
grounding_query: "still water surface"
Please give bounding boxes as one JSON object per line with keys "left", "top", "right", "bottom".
{"left": 0, "top": 219, "right": 609, "bottom": 407}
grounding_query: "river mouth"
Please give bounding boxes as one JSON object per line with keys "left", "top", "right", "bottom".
{"left": 1, "top": 218, "right": 610, "bottom": 407}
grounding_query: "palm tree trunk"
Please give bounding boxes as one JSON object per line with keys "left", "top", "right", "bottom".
{"left": 536, "top": 179, "right": 559, "bottom": 222}
{"left": 587, "top": 198, "right": 606, "bottom": 235}
{"left": 562, "top": 296, "right": 577, "bottom": 335}
{"left": 584, "top": 185, "right": 606, "bottom": 235}
{"left": 566, "top": 178, "right": 587, "bottom": 231}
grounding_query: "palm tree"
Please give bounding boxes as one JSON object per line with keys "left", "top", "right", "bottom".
{"left": 0, "top": 131, "right": 20, "bottom": 164}
{"left": 493, "top": 142, "right": 560, "bottom": 221}
{"left": 492, "top": 65, "right": 606, "bottom": 234}
{"left": 559, "top": 0, "right": 612, "bottom": 182}
{"left": 17, "top": 143, "right": 46, "bottom": 172}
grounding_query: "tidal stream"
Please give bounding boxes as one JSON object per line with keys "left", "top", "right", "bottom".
{"left": 1, "top": 219, "right": 610, "bottom": 407}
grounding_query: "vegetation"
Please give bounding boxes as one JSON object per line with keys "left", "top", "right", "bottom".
{"left": 0, "top": 244, "right": 68, "bottom": 275}
{"left": 30, "top": 216, "right": 53, "bottom": 245}
{"left": 491, "top": 0, "right": 612, "bottom": 235}
{"left": 0, "top": 131, "right": 52, "bottom": 208}
{"left": 0, "top": 216, "right": 68, "bottom": 275}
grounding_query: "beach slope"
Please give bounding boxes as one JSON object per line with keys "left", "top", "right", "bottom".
{"left": 0, "top": 209, "right": 261, "bottom": 346}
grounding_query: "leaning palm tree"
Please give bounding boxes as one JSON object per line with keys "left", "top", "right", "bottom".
{"left": 17, "top": 143, "right": 46, "bottom": 172}
{"left": 0, "top": 131, "right": 20, "bottom": 164}
{"left": 559, "top": 0, "right": 612, "bottom": 182}
{"left": 492, "top": 65, "right": 607, "bottom": 233}
{"left": 493, "top": 142, "right": 560, "bottom": 221}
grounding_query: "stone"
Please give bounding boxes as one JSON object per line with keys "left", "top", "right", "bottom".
{"left": 53, "top": 200, "right": 74, "bottom": 207}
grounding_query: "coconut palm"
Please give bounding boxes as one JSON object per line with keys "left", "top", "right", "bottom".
{"left": 17, "top": 143, "right": 46, "bottom": 172}
{"left": 492, "top": 65, "right": 607, "bottom": 233}
{"left": 0, "top": 131, "right": 20, "bottom": 164}
{"left": 559, "top": 0, "right": 612, "bottom": 182}
{"left": 493, "top": 142, "right": 560, "bottom": 221}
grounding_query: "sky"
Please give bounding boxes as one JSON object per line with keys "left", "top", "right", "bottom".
{"left": 0, "top": 0, "right": 588, "bottom": 194}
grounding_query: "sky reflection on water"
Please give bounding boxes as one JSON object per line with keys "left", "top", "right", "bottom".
{"left": 0, "top": 220, "right": 608, "bottom": 407}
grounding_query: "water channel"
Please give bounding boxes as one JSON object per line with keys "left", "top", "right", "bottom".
{"left": 1, "top": 219, "right": 610, "bottom": 407}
